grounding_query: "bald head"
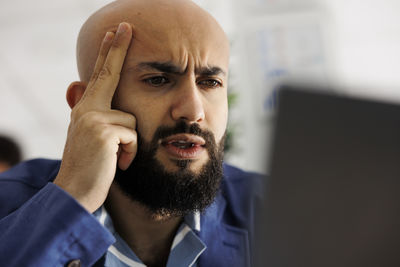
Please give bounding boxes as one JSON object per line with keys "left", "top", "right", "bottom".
{"left": 77, "top": 0, "right": 229, "bottom": 82}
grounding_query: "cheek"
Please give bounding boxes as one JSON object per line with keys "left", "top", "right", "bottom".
{"left": 113, "top": 91, "right": 161, "bottom": 142}
{"left": 131, "top": 101, "right": 165, "bottom": 143}
{"left": 206, "top": 96, "right": 228, "bottom": 142}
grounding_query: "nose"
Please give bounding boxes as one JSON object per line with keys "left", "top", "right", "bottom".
{"left": 170, "top": 81, "right": 205, "bottom": 123}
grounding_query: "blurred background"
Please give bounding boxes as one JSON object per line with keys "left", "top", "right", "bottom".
{"left": 1, "top": 0, "right": 400, "bottom": 173}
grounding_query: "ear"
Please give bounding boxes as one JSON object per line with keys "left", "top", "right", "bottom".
{"left": 66, "top": 81, "right": 87, "bottom": 109}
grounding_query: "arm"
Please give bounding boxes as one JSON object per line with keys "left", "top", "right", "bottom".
{"left": 0, "top": 182, "right": 114, "bottom": 266}
{"left": 54, "top": 22, "right": 137, "bottom": 213}
{"left": 0, "top": 22, "right": 135, "bottom": 266}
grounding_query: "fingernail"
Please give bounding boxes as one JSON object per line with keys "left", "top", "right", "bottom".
{"left": 117, "top": 22, "right": 128, "bottom": 33}
{"left": 104, "top": 32, "right": 114, "bottom": 41}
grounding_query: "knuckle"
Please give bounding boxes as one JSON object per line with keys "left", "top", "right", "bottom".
{"left": 77, "top": 111, "right": 100, "bottom": 127}
{"left": 110, "top": 39, "right": 121, "bottom": 49}
{"left": 112, "top": 111, "right": 136, "bottom": 128}
{"left": 98, "top": 65, "right": 113, "bottom": 80}
{"left": 97, "top": 125, "right": 111, "bottom": 140}
{"left": 131, "top": 129, "right": 138, "bottom": 139}
{"left": 86, "top": 111, "right": 104, "bottom": 123}
{"left": 126, "top": 114, "right": 137, "bottom": 127}
{"left": 96, "top": 125, "right": 118, "bottom": 145}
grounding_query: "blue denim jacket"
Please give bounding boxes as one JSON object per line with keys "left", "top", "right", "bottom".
{"left": 0, "top": 159, "right": 263, "bottom": 267}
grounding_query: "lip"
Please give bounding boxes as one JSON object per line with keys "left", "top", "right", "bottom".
{"left": 161, "top": 134, "right": 206, "bottom": 159}
{"left": 161, "top": 134, "right": 206, "bottom": 146}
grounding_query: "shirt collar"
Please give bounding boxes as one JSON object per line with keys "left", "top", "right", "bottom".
{"left": 94, "top": 206, "right": 201, "bottom": 232}
{"left": 184, "top": 211, "right": 201, "bottom": 232}
{"left": 93, "top": 206, "right": 205, "bottom": 267}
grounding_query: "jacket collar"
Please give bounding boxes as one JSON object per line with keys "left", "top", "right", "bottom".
{"left": 198, "top": 185, "right": 250, "bottom": 267}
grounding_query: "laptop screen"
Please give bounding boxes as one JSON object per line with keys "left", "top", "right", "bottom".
{"left": 254, "top": 86, "right": 400, "bottom": 267}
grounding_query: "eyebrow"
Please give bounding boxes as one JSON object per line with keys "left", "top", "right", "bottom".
{"left": 135, "top": 61, "right": 226, "bottom": 77}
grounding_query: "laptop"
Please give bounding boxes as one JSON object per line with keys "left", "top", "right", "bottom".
{"left": 254, "top": 85, "right": 400, "bottom": 267}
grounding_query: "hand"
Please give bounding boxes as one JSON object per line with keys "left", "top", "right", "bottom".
{"left": 54, "top": 22, "right": 136, "bottom": 213}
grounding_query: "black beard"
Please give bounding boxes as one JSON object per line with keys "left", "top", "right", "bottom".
{"left": 114, "top": 121, "right": 225, "bottom": 217}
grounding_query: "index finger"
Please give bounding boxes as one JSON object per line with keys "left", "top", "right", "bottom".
{"left": 84, "top": 22, "right": 133, "bottom": 109}
{"left": 87, "top": 31, "right": 115, "bottom": 88}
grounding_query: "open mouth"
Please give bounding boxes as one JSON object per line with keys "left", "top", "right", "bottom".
{"left": 161, "top": 134, "right": 206, "bottom": 159}
{"left": 166, "top": 140, "right": 200, "bottom": 149}
{"left": 161, "top": 134, "right": 205, "bottom": 147}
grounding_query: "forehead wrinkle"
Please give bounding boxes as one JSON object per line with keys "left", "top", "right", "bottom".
{"left": 127, "top": 60, "right": 226, "bottom": 79}
{"left": 135, "top": 61, "right": 185, "bottom": 74}
{"left": 77, "top": 0, "right": 230, "bottom": 82}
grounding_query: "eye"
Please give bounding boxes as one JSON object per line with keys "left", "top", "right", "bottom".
{"left": 143, "top": 76, "right": 170, "bottom": 87}
{"left": 198, "top": 79, "right": 222, "bottom": 88}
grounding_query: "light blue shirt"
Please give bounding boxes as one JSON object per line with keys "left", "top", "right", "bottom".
{"left": 93, "top": 206, "right": 206, "bottom": 267}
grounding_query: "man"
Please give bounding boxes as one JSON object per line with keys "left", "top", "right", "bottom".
{"left": 0, "top": 0, "right": 263, "bottom": 266}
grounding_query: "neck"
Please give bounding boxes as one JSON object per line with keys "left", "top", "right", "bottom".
{"left": 105, "top": 183, "right": 183, "bottom": 267}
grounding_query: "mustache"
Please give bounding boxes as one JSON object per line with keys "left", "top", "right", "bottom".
{"left": 132, "top": 120, "right": 220, "bottom": 171}
{"left": 153, "top": 121, "right": 205, "bottom": 140}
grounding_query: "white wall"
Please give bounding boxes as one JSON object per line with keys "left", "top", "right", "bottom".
{"left": 226, "top": 0, "right": 400, "bottom": 173}
{"left": 1, "top": 0, "right": 400, "bottom": 173}
{"left": 0, "top": 0, "right": 111, "bottom": 160}
{"left": 322, "top": 0, "right": 400, "bottom": 100}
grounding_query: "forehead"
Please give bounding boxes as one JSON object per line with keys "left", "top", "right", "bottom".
{"left": 78, "top": 0, "right": 230, "bottom": 81}
{"left": 122, "top": 23, "right": 230, "bottom": 72}
{"left": 110, "top": 1, "right": 228, "bottom": 66}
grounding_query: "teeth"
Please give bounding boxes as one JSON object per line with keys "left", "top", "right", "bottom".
{"left": 170, "top": 141, "right": 194, "bottom": 149}
{"left": 168, "top": 140, "right": 188, "bottom": 144}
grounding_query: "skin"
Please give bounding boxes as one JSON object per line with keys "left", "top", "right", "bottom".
{"left": 54, "top": 0, "right": 229, "bottom": 266}
{"left": 0, "top": 162, "right": 11, "bottom": 173}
